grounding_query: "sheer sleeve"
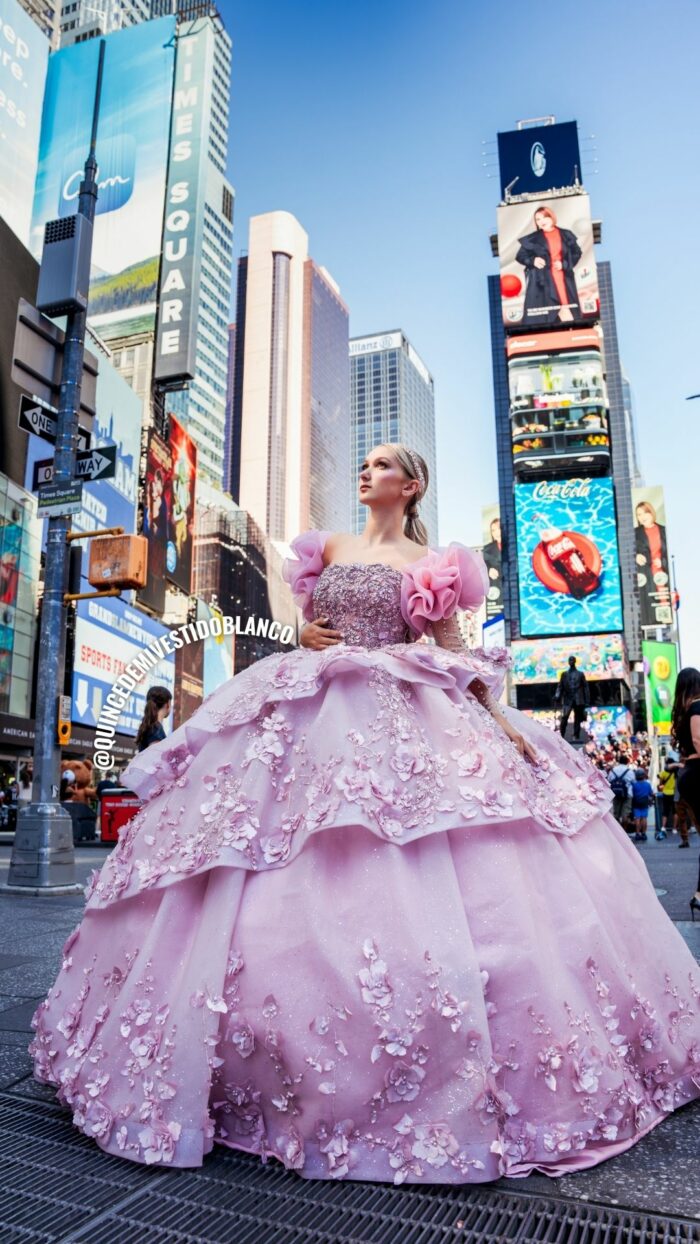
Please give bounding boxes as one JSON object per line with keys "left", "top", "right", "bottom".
{"left": 429, "top": 614, "right": 466, "bottom": 652}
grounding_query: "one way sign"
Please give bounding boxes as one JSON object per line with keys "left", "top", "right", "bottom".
{"left": 33, "top": 445, "right": 117, "bottom": 490}
{"left": 18, "top": 394, "right": 90, "bottom": 452}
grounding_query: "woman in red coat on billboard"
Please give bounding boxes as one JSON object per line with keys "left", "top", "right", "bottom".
{"left": 515, "top": 205, "right": 582, "bottom": 326}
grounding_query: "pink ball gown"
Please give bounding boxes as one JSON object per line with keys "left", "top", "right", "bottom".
{"left": 30, "top": 529, "right": 700, "bottom": 1181}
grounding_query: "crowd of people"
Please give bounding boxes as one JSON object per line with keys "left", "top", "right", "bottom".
{"left": 583, "top": 729, "right": 696, "bottom": 844}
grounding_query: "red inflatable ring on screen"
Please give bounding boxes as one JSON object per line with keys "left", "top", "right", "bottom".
{"left": 532, "top": 532, "right": 602, "bottom": 595}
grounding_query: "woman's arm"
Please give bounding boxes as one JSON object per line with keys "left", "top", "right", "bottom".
{"left": 428, "top": 620, "right": 538, "bottom": 763}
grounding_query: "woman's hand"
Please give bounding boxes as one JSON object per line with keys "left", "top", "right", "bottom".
{"left": 500, "top": 718, "right": 539, "bottom": 764}
{"left": 300, "top": 615, "right": 344, "bottom": 651}
{"left": 533, "top": 256, "right": 546, "bottom": 269}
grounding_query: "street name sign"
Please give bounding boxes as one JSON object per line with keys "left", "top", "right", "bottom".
{"left": 37, "top": 481, "right": 84, "bottom": 519}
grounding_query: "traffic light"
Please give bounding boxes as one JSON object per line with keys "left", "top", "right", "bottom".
{"left": 57, "top": 695, "right": 71, "bottom": 746}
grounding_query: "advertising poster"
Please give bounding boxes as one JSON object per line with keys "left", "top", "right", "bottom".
{"left": 632, "top": 486, "right": 673, "bottom": 627}
{"left": 497, "top": 121, "right": 581, "bottom": 200}
{"left": 514, "top": 477, "right": 624, "bottom": 637}
{"left": 173, "top": 620, "right": 203, "bottom": 729}
{"left": 30, "top": 17, "right": 176, "bottom": 341}
{"left": 0, "top": 0, "right": 49, "bottom": 245}
{"left": 523, "top": 704, "right": 632, "bottom": 743}
{"left": 511, "top": 634, "right": 627, "bottom": 685}
{"left": 497, "top": 192, "right": 599, "bottom": 331}
{"left": 167, "top": 415, "right": 197, "bottom": 594}
{"left": 138, "top": 428, "right": 171, "bottom": 614}
{"left": 71, "top": 596, "right": 175, "bottom": 735}
{"left": 481, "top": 504, "right": 503, "bottom": 620}
{"left": 508, "top": 341, "right": 609, "bottom": 470}
{"left": 200, "top": 600, "right": 234, "bottom": 699}
{"left": 643, "top": 640, "right": 678, "bottom": 736}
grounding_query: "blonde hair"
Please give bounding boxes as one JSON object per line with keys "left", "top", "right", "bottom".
{"left": 381, "top": 442, "right": 430, "bottom": 546}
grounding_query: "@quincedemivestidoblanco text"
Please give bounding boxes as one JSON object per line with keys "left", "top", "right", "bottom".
{"left": 92, "top": 613, "right": 295, "bottom": 769}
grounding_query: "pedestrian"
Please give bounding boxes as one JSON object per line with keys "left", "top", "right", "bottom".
{"left": 26, "top": 441, "right": 700, "bottom": 1180}
{"left": 17, "top": 763, "right": 33, "bottom": 804}
{"left": 670, "top": 667, "right": 700, "bottom": 919}
{"left": 608, "top": 752, "right": 634, "bottom": 831}
{"left": 656, "top": 758, "right": 676, "bottom": 833}
{"left": 134, "top": 686, "right": 172, "bottom": 753}
{"left": 554, "top": 655, "right": 590, "bottom": 740}
{"left": 631, "top": 767, "right": 654, "bottom": 842}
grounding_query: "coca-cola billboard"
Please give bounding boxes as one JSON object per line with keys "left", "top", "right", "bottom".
{"left": 514, "top": 476, "right": 623, "bottom": 637}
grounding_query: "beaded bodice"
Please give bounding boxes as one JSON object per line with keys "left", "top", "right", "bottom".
{"left": 312, "top": 563, "right": 414, "bottom": 649}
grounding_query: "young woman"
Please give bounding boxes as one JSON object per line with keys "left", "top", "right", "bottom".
{"left": 515, "top": 205, "right": 583, "bottom": 326}
{"left": 670, "top": 668, "right": 700, "bottom": 918}
{"left": 29, "top": 444, "right": 700, "bottom": 1181}
{"left": 134, "top": 685, "right": 172, "bottom": 753}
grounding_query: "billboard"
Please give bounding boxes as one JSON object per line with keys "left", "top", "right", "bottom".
{"left": 511, "top": 634, "right": 627, "bottom": 685}
{"left": 167, "top": 415, "right": 196, "bottom": 593}
{"left": 514, "top": 477, "right": 624, "bottom": 637}
{"left": 497, "top": 121, "right": 581, "bottom": 200}
{"left": 481, "top": 504, "right": 503, "bottom": 619}
{"left": 643, "top": 640, "right": 677, "bottom": 736}
{"left": 30, "top": 17, "right": 176, "bottom": 340}
{"left": 71, "top": 595, "right": 175, "bottom": 735}
{"left": 522, "top": 705, "right": 632, "bottom": 743}
{"left": 0, "top": 0, "right": 48, "bottom": 246}
{"left": 153, "top": 19, "right": 211, "bottom": 383}
{"left": 497, "top": 192, "right": 599, "bottom": 331}
{"left": 508, "top": 342, "right": 609, "bottom": 471}
{"left": 139, "top": 428, "right": 171, "bottom": 614}
{"left": 632, "top": 486, "right": 673, "bottom": 627}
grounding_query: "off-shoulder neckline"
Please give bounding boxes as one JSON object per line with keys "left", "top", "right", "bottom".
{"left": 318, "top": 531, "right": 436, "bottom": 576}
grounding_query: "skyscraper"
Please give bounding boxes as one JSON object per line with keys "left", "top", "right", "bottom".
{"left": 230, "top": 211, "right": 350, "bottom": 542}
{"left": 57, "top": 0, "right": 149, "bottom": 46}
{"left": 15, "top": 0, "right": 59, "bottom": 46}
{"left": 349, "top": 331, "right": 438, "bottom": 543}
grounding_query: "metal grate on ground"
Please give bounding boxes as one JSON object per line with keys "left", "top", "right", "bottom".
{"left": 0, "top": 1091, "right": 698, "bottom": 1244}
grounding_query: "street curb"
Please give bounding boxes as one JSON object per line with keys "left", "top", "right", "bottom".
{"left": 0, "top": 883, "right": 85, "bottom": 897}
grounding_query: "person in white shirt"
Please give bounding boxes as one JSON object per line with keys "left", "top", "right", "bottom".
{"left": 608, "top": 754, "right": 635, "bottom": 830}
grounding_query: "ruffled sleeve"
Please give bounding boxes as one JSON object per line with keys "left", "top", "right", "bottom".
{"left": 400, "top": 542, "right": 489, "bottom": 638}
{"left": 281, "top": 529, "right": 333, "bottom": 623}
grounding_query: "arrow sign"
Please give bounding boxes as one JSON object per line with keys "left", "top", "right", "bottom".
{"left": 18, "top": 394, "right": 90, "bottom": 452}
{"left": 32, "top": 445, "right": 117, "bottom": 490}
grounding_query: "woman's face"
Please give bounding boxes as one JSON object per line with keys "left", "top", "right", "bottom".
{"left": 535, "top": 211, "right": 554, "bottom": 232}
{"left": 358, "top": 446, "right": 417, "bottom": 508}
{"left": 157, "top": 699, "right": 172, "bottom": 722}
{"left": 637, "top": 503, "right": 655, "bottom": 528}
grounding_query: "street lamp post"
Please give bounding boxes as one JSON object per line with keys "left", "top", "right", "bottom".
{"left": 7, "top": 41, "right": 106, "bottom": 892}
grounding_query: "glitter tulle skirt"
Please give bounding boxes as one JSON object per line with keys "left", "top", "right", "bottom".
{"left": 29, "top": 642, "right": 700, "bottom": 1179}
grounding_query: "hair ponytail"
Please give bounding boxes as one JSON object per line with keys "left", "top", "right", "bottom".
{"left": 135, "top": 685, "right": 172, "bottom": 751}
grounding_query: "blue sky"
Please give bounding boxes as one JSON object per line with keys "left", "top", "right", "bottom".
{"left": 220, "top": 0, "right": 700, "bottom": 667}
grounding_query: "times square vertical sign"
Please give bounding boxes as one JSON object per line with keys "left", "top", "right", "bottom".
{"left": 153, "top": 22, "right": 210, "bottom": 383}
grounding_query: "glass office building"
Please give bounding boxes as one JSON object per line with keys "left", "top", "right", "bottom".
{"left": 304, "top": 262, "right": 351, "bottom": 533}
{"left": 349, "top": 331, "right": 438, "bottom": 542}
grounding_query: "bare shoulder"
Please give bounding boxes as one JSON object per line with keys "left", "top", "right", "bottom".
{"left": 321, "top": 532, "right": 354, "bottom": 567}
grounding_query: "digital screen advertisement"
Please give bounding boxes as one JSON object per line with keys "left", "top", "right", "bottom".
{"left": 515, "top": 477, "right": 624, "bottom": 637}
{"left": 30, "top": 17, "right": 176, "bottom": 341}
{"left": 511, "top": 634, "right": 627, "bottom": 685}
{"left": 497, "top": 192, "right": 599, "bottom": 331}
{"left": 167, "top": 416, "right": 197, "bottom": 595}
{"left": 497, "top": 121, "right": 581, "bottom": 199}
{"left": 633, "top": 485, "right": 673, "bottom": 628}
{"left": 0, "top": 0, "right": 48, "bottom": 246}
{"left": 643, "top": 640, "right": 677, "bottom": 736}
{"left": 481, "top": 503, "right": 503, "bottom": 619}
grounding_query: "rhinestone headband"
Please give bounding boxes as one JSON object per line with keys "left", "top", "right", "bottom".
{"left": 405, "top": 448, "right": 426, "bottom": 499}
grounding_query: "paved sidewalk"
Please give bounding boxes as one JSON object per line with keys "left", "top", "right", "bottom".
{"left": 0, "top": 836, "right": 699, "bottom": 1242}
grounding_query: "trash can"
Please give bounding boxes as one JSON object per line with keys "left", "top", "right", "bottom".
{"left": 100, "top": 789, "right": 142, "bottom": 843}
